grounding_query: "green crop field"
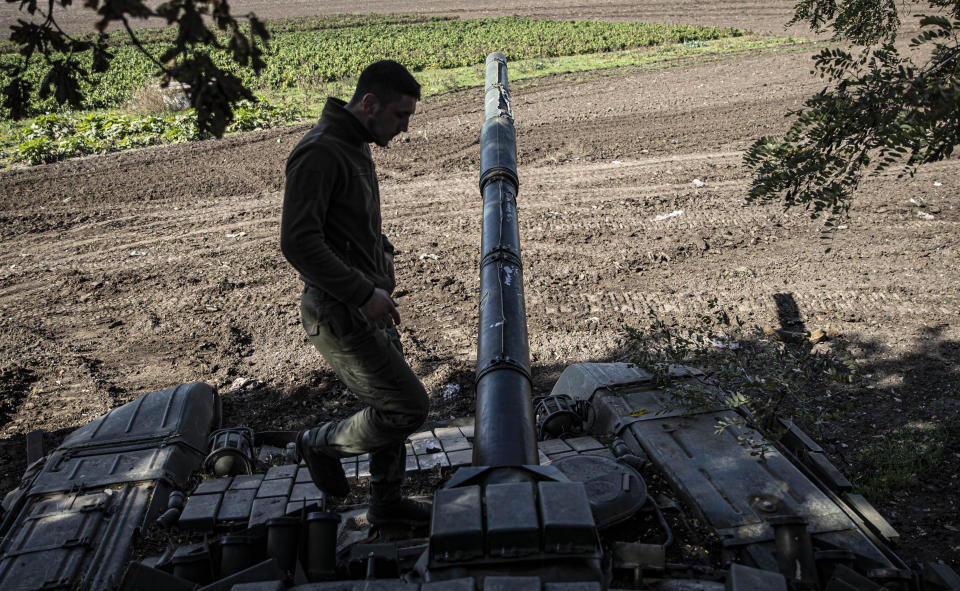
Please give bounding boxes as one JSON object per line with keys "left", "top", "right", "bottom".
{"left": 0, "top": 14, "right": 806, "bottom": 166}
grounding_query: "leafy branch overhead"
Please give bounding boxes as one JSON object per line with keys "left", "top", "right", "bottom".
{"left": 744, "top": 0, "right": 960, "bottom": 222}
{"left": 1, "top": 0, "right": 269, "bottom": 137}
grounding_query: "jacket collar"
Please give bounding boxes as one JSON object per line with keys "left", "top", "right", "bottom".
{"left": 318, "top": 97, "right": 375, "bottom": 146}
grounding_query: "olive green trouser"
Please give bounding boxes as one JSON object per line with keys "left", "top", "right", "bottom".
{"left": 300, "top": 285, "right": 429, "bottom": 503}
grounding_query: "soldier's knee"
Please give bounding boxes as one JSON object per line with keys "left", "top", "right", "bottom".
{"left": 411, "top": 383, "right": 431, "bottom": 424}
{"left": 396, "top": 383, "right": 429, "bottom": 433}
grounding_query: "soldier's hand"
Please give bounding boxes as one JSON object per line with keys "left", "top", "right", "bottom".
{"left": 359, "top": 287, "right": 401, "bottom": 329}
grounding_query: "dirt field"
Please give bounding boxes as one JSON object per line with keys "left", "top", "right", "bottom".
{"left": 0, "top": 1, "right": 803, "bottom": 35}
{"left": 1, "top": 0, "right": 958, "bottom": 568}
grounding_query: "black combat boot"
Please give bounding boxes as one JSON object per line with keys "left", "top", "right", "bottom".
{"left": 297, "top": 428, "right": 350, "bottom": 498}
{"left": 367, "top": 479, "right": 432, "bottom": 526}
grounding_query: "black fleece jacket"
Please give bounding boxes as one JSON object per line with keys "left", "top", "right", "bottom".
{"left": 281, "top": 98, "right": 395, "bottom": 308}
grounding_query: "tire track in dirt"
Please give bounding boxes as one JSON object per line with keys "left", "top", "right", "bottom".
{"left": 515, "top": 151, "right": 960, "bottom": 326}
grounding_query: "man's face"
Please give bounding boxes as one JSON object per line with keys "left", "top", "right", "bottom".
{"left": 367, "top": 94, "right": 417, "bottom": 147}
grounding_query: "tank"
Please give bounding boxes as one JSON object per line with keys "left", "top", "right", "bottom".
{"left": 0, "top": 54, "right": 958, "bottom": 591}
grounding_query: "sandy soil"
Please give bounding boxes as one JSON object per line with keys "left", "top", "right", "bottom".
{"left": 1, "top": 0, "right": 958, "bottom": 568}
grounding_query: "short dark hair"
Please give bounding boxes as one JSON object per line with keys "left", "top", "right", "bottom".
{"left": 349, "top": 60, "right": 421, "bottom": 106}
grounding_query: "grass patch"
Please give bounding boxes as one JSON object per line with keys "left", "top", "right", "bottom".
{"left": 2, "top": 100, "right": 300, "bottom": 165}
{"left": 0, "top": 13, "right": 811, "bottom": 166}
{"left": 413, "top": 35, "right": 807, "bottom": 99}
{"left": 1, "top": 15, "right": 746, "bottom": 118}
{"left": 0, "top": 13, "right": 457, "bottom": 55}
{"left": 855, "top": 421, "right": 950, "bottom": 501}
{"left": 263, "top": 34, "right": 807, "bottom": 119}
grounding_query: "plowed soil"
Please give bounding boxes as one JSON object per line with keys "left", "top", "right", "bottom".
{"left": 1, "top": 0, "right": 958, "bottom": 568}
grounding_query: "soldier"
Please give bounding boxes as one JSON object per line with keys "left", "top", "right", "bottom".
{"left": 280, "top": 60, "right": 430, "bottom": 525}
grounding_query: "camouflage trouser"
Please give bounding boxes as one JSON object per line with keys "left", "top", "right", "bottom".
{"left": 299, "top": 285, "right": 429, "bottom": 503}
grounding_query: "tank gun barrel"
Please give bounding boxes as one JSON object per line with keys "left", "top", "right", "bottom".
{"left": 473, "top": 52, "right": 538, "bottom": 467}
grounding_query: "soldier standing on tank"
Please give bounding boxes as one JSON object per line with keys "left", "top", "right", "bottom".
{"left": 280, "top": 60, "right": 430, "bottom": 525}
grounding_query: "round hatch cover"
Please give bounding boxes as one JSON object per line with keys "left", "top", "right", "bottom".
{"left": 551, "top": 453, "right": 648, "bottom": 528}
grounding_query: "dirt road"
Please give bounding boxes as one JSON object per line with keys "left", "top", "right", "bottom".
{"left": 1, "top": 0, "right": 958, "bottom": 566}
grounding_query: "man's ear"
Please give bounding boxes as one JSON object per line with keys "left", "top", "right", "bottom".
{"left": 359, "top": 92, "right": 380, "bottom": 115}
